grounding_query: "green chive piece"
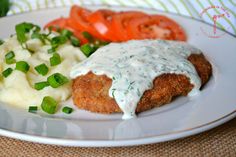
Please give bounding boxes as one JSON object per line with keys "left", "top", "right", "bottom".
{"left": 34, "top": 63, "right": 49, "bottom": 76}
{"left": 5, "top": 51, "right": 16, "bottom": 64}
{"left": 41, "top": 96, "right": 58, "bottom": 114}
{"left": 71, "top": 36, "right": 80, "bottom": 47}
{"left": 61, "top": 29, "right": 73, "bottom": 39}
{"left": 15, "top": 22, "right": 36, "bottom": 44}
{"left": 80, "top": 44, "right": 96, "bottom": 57}
{"left": 34, "top": 81, "right": 49, "bottom": 90}
{"left": 47, "top": 47, "right": 56, "bottom": 54}
{"left": 82, "top": 31, "right": 93, "bottom": 42}
{"left": 51, "top": 36, "right": 67, "bottom": 47}
{"left": 2, "top": 68, "right": 13, "bottom": 78}
{"left": 50, "top": 53, "right": 61, "bottom": 66}
{"left": 6, "top": 59, "right": 16, "bottom": 64}
{"left": 47, "top": 73, "right": 69, "bottom": 88}
{"left": 15, "top": 61, "right": 30, "bottom": 73}
{"left": 62, "top": 106, "right": 73, "bottom": 114}
{"left": 31, "top": 32, "right": 45, "bottom": 44}
{"left": 33, "top": 25, "right": 41, "bottom": 33}
{"left": 5, "top": 51, "right": 15, "bottom": 60}
{"left": 28, "top": 106, "right": 38, "bottom": 113}
{"left": 0, "top": 39, "right": 4, "bottom": 45}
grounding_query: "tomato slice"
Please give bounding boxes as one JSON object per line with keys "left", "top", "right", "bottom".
{"left": 111, "top": 11, "right": 148, "bottom": 41}
{"left": 69, "top": 5, "right": 106, "bottom": 40}
{"left": 44, "top": 17, "right": 68, "bottom": 31}
{"left": 87, "top": 9, "right": 116, "bottom": 41}
{"left": 127, "top": 15, "right": 187, "bottom": 41}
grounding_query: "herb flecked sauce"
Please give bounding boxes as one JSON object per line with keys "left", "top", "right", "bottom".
{"left": 70, "top": 40, "right": 202, "bottom": 119}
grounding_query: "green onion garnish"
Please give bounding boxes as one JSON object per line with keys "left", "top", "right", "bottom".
{"left": 5, "top": 51, "right": 15, "bottom": 60}
{"left": 0, "top": 39, "right": 4, "bottom": 45}
{"left": 28, "top": 106, "right": 38, "bottom": 113}
{"left": 2, "top": 68, "right": 13, "bottom": 78}
{"left": 41, "top": 96, "right": 57, "bottom": 114}
{"left": 61, "top": 29, "right": 73, "bottom": 39}
{"left": 34, "top": 63, "right": 49, "bottom": 76}
{"left": 6, "top": 59, "right": 16, "bottom": 64}
{"left": 71, "top": 36, "right": 80, "bottom": 47}
{"left": 51, "top": 35, "right": 67, "bottom": 47}
{"left": 15, "top": 61, "right": 30, "bottom": 73}
{"left": 80, "top": 44, "right": 96, "bottom": 57}
{"left": 50, "top": 53, "right": 61, "bottom": 66}
{"left": 5, "top": 51, "right": 16, "bottom": 64}
{"left": 34, "top": 81, "right": 49, "bottom": 90}
{"left": 82, "top": 31, "right": 93, "bottom": 42}
{"left": 47, "top": 73, "right": 69, "bottom": 88}
{"left": 47, "top": 47, "right": 56, "bottom": 54}
{"left": 62, "top": 106, "right": 73, "bottom": 114}
{"left": 31, "top": 32, "right": 45, "bottom": 44}
{"left": 15, "top": 22, "right": 36, "bottom": 44}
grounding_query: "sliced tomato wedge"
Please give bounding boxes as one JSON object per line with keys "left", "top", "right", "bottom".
{"left": 44, "top": 17, "right": 88, "bottom": 44}
{"left": 69, "top": 5, "right": 106, "bottom": 40}
{"left": 87, "top": 9, "right": 116, "bottom": 41}
{"left": 111, "top": 11, "right": 148, "bottom": 41}
{"left": 69, "top": 5, "right": 92, "bottom": 31}
{"left": 44, "top": 17, "right": 68, "bottom": 31}
{"left": 127, "top": 15, "right": 187, "bottom": 41}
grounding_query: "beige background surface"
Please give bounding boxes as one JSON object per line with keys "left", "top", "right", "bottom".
{"left": 0, "top": 117, "right": 235, "bottom": 157}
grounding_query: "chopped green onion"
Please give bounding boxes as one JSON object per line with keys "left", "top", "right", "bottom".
{"left": 5, "top": 51, "right": 16, "bottom": 64}
{"left": 5, "top": 51, "right": 15, "bottom": 60}
{"left": 34, "top": 81, "right": 49, "bottom": 90}
{"left": 80, "top": 44, "right": 96, "bottom": 57}
{"left": 62, "top": 106, "right": 73, "bottom": 114}
{"left": 61, "top": 29, "right": 73, "bottom": 39}
{"left": 82, "top": 31, "right": 93, "bottom": 42}
{"left": 47, "top": 73, "right": 69, "bottom": 88}
{"left": 15, "top": 61, "right": 30, "bottom": 73}
{"left": 47, "top": 47, "right": 56, "bottom": 54}
{"left": 50, "top": 53, "right": 61, "bottom": 66}
{"left": 0, "top": 39, "right": 4, "bottom": 45}
{"left": 2, "top": 68, "right": 13, "bottom": 78}
{"left": 48, "top": 26, "right": 53, "bottom": 32}
{"left": 6, "top": 59, "right": 16, "bottom": 64}
{"left": 33, "top": 25, "right": 41, "bottom": 33}
{"left": 99, "top": 40, "right": 110, "bottom": 46}
{"left": 31, "top": 32, "right": 45, "bottom": 44}
{"left": 28, "top": 106, "right": 38, "bottom": 113}
{"left": 15, "top": 22, "right": 35, "bottom": 43}
{"left": 34, "top": 63, "right": 48, "bottom": 76}
{"left": 51, "top": 35, "right": 67, "bottom": 47}
{"left": 41, "top": 96, "right": 57, "bottom": 114}
{"left": 71, "top": 36, "right": 80, "bottom": 47}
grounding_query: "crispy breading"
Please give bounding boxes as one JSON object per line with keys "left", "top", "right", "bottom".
{"left": 72, "top": 53, "right": 212, "bottom": 114}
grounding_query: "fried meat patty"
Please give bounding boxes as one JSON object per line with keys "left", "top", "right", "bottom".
{"left": 72, "top": 53, "right": 212, "bottom": 114}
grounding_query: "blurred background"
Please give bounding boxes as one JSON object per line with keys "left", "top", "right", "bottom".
{"left": 0, "top": 0, "right": 235, "bottom": 35}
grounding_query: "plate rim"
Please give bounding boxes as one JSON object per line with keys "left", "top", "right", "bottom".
{"left": 0, "top": 5, "right": 236, "bottom": 147}
{"left": 0, "top": 110, "right": 235, "bottom": 147}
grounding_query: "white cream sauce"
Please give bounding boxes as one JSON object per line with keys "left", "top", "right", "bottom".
{"left": 70, "top": 40, "right": 202, "bottom": 119}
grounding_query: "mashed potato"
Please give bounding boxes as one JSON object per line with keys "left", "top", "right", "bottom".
{"left": 0, "top": 34, "right": 86, "bottom": 109}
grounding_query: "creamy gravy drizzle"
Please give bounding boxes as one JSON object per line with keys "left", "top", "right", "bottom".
{"left": 70, "top": 40, "right": 202, "bottom": 119}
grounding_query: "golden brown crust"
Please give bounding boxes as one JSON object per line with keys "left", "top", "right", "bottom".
{"left": 72, "top": 53, "right": 212, "bottom": 114}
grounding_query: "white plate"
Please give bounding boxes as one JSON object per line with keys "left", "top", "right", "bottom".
{"left": 0, "top": 6, "right": 236, "bottom": 147}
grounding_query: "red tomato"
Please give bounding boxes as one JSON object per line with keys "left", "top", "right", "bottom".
{"left": 111, "top": 11, "right": 148, "bottom": 41}
{"left": 44, "top": 17, "right": 68, "bottom": 30}
{"left": 69, "top": 5, "right": 105, "bottom": 40}
{"left": 44, "top": 17, "right": 88, "bottom": 44}
{"left": 127, "top": 15, "right": 187, "bottom": 41}
{"left": 87, "top": 9, "right": 116, "bottom": 41}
